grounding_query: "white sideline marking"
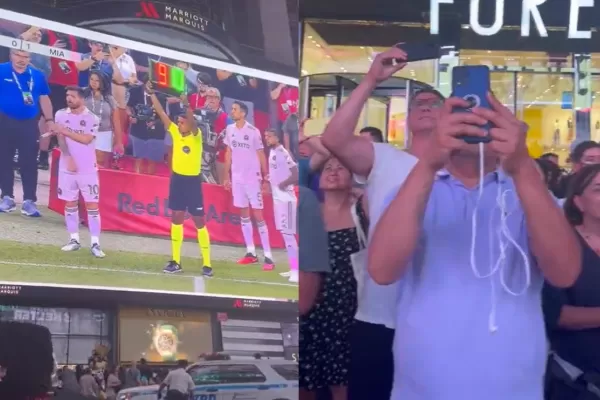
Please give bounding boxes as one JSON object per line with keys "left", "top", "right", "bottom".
{"left": 0, "top": 261, "right": 297, "bottom": 287}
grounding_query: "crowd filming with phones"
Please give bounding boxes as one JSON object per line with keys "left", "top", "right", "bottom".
{"left": 298, "top": 46, "right": 600, "bottom": 400}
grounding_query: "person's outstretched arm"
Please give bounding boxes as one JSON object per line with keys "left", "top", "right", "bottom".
{"left": 321, "top": 47, "right": 406, "bottom": 177}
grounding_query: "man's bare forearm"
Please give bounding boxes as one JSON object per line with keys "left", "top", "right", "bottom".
{"left": 39, "top": 96, "right": 53, "bottom": 121}
{"left": 305, "top": 136, "right": 330, "bottom": 156}
{"left": 368, "top": 161, "right": 436, "bottom": 285}
{"left": 111, "top": 112, "right": 122, "bottom": 144}
{"left": 75, "top": 58, "right": 95, "bottom": 71}
{"left": 320, "top": 76, "right": 377, "bottom": 176}
{"left": 111, "top": 64, "right": 124, "bottom": 84}
{"left": 513, "top": 159, "right": 581, "bottom": 287}
{"left": 57, "top": 134, "right": 70, "bottom": 155}
{"left": 224, "top": 149, "right": 232, "bottom": 176}
{"left": 559, "top": 306, "right": 600, "bottom": 330}
{"left": 185, "top": 106, "right": 198, "bottom": 132}
{"left": 258, "top": 151, "right": 268, "bottom": 177}
{"left": 281, "top": 166, "right": 299, "bottom": 187}
{"left": 61, "top": 131, "right": 94, "bottom": 145}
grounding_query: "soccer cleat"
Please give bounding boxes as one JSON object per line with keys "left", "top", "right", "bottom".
{"left": 90, "top": 243, "right": 106, "bottom": 258}
{"left": 21, "top": 200, "right": 41, "bottom": 217}
{"left": 263, "top": 257, "right": 275, "bottom": 271}
{"left": 288, "top": 270, "right": 299, "bottom": 283}
{"left": 279, "top": 271, "right": 292, "bottom": 278}
{"left": 0, "top": 196, "right": 16, "bottom": 213}
{"left": 61, "top": 239, "right": 81, "bottom": 252}
{"left": 163, "top": 260, "right": 183, "bottom": 274}
{"left": 237, "top": 253, "right": 259, "bottom": 265}
{"left": 202, "top": 266, "right": 214, "bottom": 277}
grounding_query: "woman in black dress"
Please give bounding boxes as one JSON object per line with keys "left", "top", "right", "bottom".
{"left": 544, "top": 164, "right": 600, "bottom": 399}
{"left": 300, "top": 157, "right": 359, "bottom": 400}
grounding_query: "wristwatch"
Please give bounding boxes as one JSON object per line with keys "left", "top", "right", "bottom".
{"left": 152, "top": 324, "right": 179, "bottom": 361}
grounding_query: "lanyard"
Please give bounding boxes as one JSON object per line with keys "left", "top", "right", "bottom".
{"left": 90, "top": 95, "right": 104, "bottom": 116}
{"left": 12, "top": 68, "right": 33, "bottom": 93}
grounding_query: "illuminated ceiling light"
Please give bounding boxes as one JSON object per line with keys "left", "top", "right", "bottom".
{"left": 316, "top": 44, "right": 321, "bottom": 48}
{"left": 308, "top": 36, "right": 313, "bottom": 39}
{"left": 301, "top": 69, "right": 308, "bottom": 75}
{"left": 360, "top": 46, "right": 365, "bottom": 49}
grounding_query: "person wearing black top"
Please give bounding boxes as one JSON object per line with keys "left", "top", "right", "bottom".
{"left": 127, "top": 76, "right": 168, "bottom": 175}
{"left": 543, "top": 164, "right": 600, "bottom": 400}
{"left": 554, "top": 141, "right": 600, "bottom": 198}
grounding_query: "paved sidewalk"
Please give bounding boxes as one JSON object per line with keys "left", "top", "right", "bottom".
{"left": 3, "top": 169, "right": 286, "bottom": 265}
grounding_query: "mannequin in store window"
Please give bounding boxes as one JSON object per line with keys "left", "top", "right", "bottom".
{"left": 567, "top": 118, "right": 574, "bottom": 143}
{"left": 553, "top": 119, "right": 561, "bottom": 147}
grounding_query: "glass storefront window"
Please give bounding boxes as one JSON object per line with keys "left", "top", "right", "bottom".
{"left": 301, "top": 23, "right": 436, "bottom": 85}
{"left": 460, "top": 50, "right": 573, "bottom": 70}
{"left": 1, "top": 305, "right": 111, "bottom": 365}
{"left": 119, "top": 308, "right": 213, "bottom": 363}
{"left": 590, "top": 76, "right": 600, "bottom": 142}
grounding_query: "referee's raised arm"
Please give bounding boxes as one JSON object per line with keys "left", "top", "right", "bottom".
{"left": 145, "top": 81, "right": 171, "bottom": 128}
{"left": 180, "top": 93, "right": 199, "bottom": 135}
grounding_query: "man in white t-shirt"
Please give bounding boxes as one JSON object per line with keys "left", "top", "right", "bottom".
{"left": 110, "top": 45, "right": 137, "bottom": 109}
{"left": 321, "top": 46, "right": 445, "bottom": 400}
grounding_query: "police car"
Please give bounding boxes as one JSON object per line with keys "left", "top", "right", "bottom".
{"left": 117, "top": 359, "right": 298, "bottom": 400}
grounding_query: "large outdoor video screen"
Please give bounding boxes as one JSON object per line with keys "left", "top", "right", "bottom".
{"left": 0, "top": 7, "right": 298, "bottom": 300}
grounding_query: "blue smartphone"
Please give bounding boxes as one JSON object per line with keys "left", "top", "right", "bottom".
{"left": 451, "top": 65, "right": 492, "bottom": 144}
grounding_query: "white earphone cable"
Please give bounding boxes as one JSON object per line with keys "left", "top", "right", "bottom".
{"left": 469, "top": 142, "right": 531, "bottom": 333}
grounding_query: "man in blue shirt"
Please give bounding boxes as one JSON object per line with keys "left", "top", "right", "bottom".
{"left": 0, "top": 49, "right": 54, "bottom": 216}
{"left": 368, "top": 93, "right": 582, "bottom": 400}
{"left": 76, "top": 40, "right": 114, "bottom": 89}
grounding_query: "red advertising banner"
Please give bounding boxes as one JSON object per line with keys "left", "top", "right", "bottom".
{"left": 48, "top": 150, "right": 285, "bottom": 248}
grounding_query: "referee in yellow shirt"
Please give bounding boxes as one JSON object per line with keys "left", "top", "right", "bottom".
{"left": 146, "top": 81, "right": 212, "bottom": 276}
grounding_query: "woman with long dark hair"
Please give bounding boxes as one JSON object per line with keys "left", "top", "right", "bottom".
{"left": 299, "top": 157, "right": 360, "bottom": 400}
{"left": 84, "top": 71, "right": 123, "bottom": 168}
{"left": 543, "top": 164, "right": 600, "bottom": 399}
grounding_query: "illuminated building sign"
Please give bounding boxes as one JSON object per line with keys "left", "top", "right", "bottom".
{"left": 430, "top": 0, "right": 594, "bottom": 39}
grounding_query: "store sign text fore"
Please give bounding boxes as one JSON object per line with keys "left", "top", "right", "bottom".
{"left": 431, "top": 0, "right": 595, "bottom": 39}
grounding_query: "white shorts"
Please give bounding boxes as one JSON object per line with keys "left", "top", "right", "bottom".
{"left": 232, "top": 180, "right": 263, "bottom": 210}
{"left": 274, "top": 198, "right": 297, "bottom": 234}
{"left": 58, "top": 171, "right": 100, "bottom": 203}
{"left": 95, "top": 130, "right": 112, "bottom": 153}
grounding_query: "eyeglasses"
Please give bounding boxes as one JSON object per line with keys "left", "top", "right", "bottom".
{"left": 410, "top": 98, "right": 444, "bottom": 110}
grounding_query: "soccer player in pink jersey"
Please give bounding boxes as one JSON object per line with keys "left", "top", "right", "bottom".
{"left": 223, "top": 101, "right": 274, "bottom": 270}
{"left": 265, "top": 128, "right": 299, "bottom": 282}
{"left": 53, "top": 86, "right": 105, "bottom": 258}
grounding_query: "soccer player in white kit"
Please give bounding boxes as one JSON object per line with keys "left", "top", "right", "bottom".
{"left": 265, "top": 129, "right": 298, "bottom": 282}
{"left": 223, "top": 101, "right": 274, "bottom": 270}
{"left": 53, "top": 86, "right": 105, "bottom": 258}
